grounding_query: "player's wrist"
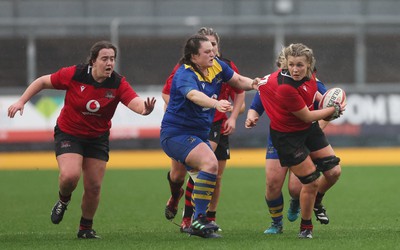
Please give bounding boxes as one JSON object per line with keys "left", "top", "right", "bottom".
{"left": 213, "top": 101, "right": 218, "bottom": 109}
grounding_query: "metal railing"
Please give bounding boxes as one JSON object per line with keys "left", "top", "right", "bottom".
{"left": 1, "top": 15, "right": 400, "bottom": 92}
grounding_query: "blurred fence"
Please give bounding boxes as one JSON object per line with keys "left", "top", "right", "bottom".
{"left": 1, "top": 14, "right": 400, "bottom": 92}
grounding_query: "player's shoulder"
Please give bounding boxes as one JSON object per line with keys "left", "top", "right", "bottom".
{"left": 258, "top": 70, "right": 280, "bottom": 87}
{"left": 52, "top": 64, "right": 78, "bottom": 81}
{"left": 71, "top": 64, "right": 88, "bottom": 79}
{"left": 218, "top": 56, "right": 232, "bottom": 65}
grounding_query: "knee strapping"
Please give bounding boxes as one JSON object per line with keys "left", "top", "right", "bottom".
{"left": 314, "top": 156, "right": 340, "bottom": 172}
{"left": 298, "top": 170, "right": 320, "bottom": 184}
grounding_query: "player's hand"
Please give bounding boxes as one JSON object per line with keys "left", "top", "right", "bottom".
{"left": 245, "top": 116, "right": 259, "bottom": 128}
{"left": 325, "top": 101, "right": 345, "bottom": 121}
{"left": 8, "top": 101, "right": 25, "bottom": 118}
{"left": 251, "top": 78, "right": 261, "bottom": 90}
{"left": 141, "top": 97, "right": 156, "bottom": 115}
{"left": 222, "top": 117, "right": 236, "bottom": 135}
{"left": 215, "top": 100, "right": 232, "bottom": 113}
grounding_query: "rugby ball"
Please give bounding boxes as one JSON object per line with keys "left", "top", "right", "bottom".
{"left": 318, "top": 87, "right": 346, "bottom": 110}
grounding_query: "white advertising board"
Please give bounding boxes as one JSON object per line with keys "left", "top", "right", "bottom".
{"left": 0, "top": 91, "right": 164, "bottom": 142}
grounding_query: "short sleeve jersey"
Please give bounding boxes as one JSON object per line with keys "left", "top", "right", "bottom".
{"left": 258, "top": 69, "right": 318, "bottom": 132}
{"left": 162, "top": 57, "right": 243, "bottom": 133}
{"left": 161, "top": 58, "right": 234, "bottom": 139}
{"left": 50, "top": 64, "right": 139, "bottom": 138}
{"left": 251, "top": 78, "right": 327, "bottom": 116}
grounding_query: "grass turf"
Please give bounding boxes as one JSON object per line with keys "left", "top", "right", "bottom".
{"left": 0, "top": 166, "right": 399, "bottom": 249}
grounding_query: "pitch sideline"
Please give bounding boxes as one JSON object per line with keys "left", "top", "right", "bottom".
{"left": 1, "top": 147, "right": 400, "bottom": 170}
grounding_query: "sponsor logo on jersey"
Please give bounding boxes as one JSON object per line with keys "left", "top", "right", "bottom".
{"left": 105, "top": 91, "right": 115, "bottom": 99}
{"left": 82, "top": 100, "right": 101, "bottom": 116}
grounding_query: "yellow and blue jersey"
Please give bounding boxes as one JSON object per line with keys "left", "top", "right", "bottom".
{"left": 161, "top": 57, "right": 234, "bottom": 141}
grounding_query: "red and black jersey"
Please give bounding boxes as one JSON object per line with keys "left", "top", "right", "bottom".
{"left": 161, "top": 63, "right": 180, "bottom": 95}
{"left": 258, "top": 69, "right": 318, "bottom": 132}
{"left": 213, "top": 57, "right": 243, "bottom": 128}
{"left": 51, "top": 64, "right": 139, "bottom": 138}
{"left": 162, "top": 57, "right": 243, "bottom": 132}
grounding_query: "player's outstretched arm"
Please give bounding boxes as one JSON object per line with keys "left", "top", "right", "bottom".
{"left": 228, "top": 72, "right": 260, "bottom": 91}
{"left": 8, "top": 75, "right": 53, "bottom": 118}
{"left": 128, "top": 97, "right": 156, "bottom": 116}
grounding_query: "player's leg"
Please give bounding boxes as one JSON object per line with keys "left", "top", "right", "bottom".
{"left": 78, "top": 157, "right": 106, "bottom": 239}
{"left": 207, "top": 132, "right": 229, "bottom": 223}
{"left": 263, "top": 136, "right": 287, "bottom": 234}
{"left": 271, "top": 126, "right": 320, "bottom": 239}
{"left": 51, "top": 126, "right": 83, "bottom": 225}
{"left": 290, "top": 157, "right": 320, "bottom": 239}
{"left": 310, "top": 144, "right": 341, "bottom": 225}
{"left": 207, "top": 159, "right": 225, "bottom": 221}
{"left": 52, "top": 153, "right": 82, "bottom": 224}
{"left": 287, "top": 170, "right": 302, "bottom": 222}
{"left": 161, "top": 135, "right": 220, "bottom": 238}
{"left": 165, "top": 159, "right": 185, "bottom": 220}
{"left": 77, "top": 133, "right": 109, "bottom": 239}
{"left": 180, "top": 176, "right": 195, "bottom": 233}
{"left": 185, "top": 142, "right": 220, "bottom": 238}
{"left": 307, "top": 122, "right": 341, "bottom": 225}
{"left": 264, "top": 158, "right": 287, "bottom": 234}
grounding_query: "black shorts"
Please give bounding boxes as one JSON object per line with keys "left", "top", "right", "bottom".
{"left": 270, "top": 122, "right": 329, "bottom": 167}
{"left": 208, "top": 120, "right": 230, "bottom": 160}
{"left": 54, "top": 125, "right": 110, "bottom": 162}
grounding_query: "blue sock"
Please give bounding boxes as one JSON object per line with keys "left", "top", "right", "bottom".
{"left": 193, "top": 171, "right": 216, "bottom": 220}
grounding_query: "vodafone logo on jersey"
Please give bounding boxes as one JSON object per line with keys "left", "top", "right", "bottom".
{"left": 86, "top": 100, "right": 100, "bottom": 112}
{"left": 82, "top": 100, "right": 101, "bottom": 116}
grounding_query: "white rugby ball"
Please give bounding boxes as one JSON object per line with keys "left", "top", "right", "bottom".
{"left": 318, "top": 87, "right": 347, "bottom": 110}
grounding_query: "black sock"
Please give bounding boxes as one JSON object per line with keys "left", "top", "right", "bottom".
{"left": 300, "top": 219, "right": 313, "bottom": 230}
{"left": 167, "top": 171, "right": 184, "bottom": 199}
{"left": 206, "top": 211, "right": 216, "bottom": 221}
{"left": 59, "top": 191, "right": 71, "bottom": 204}
{"left": 79, "top": 217, "right": 93, "bottom": 231}
{"left": 315, "top": 192, "right": 325, "bottom": 207}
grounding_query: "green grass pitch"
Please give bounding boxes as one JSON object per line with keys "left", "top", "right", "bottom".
{"left": 0, "top": 166, "right": 399, "bottom": 250}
